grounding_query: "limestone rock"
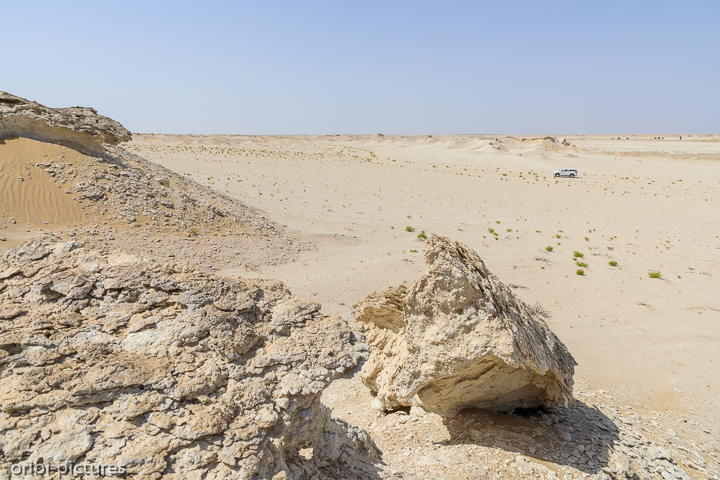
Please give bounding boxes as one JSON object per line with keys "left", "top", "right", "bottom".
{"left": 0, "top": 236, "right": 378, "bottom": 479}
{"left": 0, "top": 91, "right": 131, "bottom": 154}
{"left": 354, "top": 234, "right": 576, "bottom": 415}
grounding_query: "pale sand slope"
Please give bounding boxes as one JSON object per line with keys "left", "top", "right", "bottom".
{"left": 128, "top": 135, "right": 720, "bottom": 419}
{"left": 0, "top": 137, "right": 88, "bottom": 249}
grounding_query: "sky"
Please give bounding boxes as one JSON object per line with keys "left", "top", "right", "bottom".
{"left": 2, "top": 1, "right": 719, "bottom": 134}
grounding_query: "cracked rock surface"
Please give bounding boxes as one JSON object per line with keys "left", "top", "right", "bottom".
{"left": 0, "top": 235, "right": 378, "bottom": 479}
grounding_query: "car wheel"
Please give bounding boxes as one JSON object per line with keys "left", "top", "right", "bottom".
{"left": 569, "top": 174, "right": 575, "bottom": 178}
{"left": 554, "top": 173, "right": 559, "bottom": 178}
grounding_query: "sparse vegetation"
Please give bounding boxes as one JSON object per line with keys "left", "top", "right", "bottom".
{"left": 530, "top": 301, "right": 551, "bottom": 318}
{"left": 576, "top": 261, "right": 588, "bottom": 268}
{"left": 417, "top": 231, "right": 427, "bottom": 239}
{"left": 545, "top": 246, "right": 554, "bottom": 252}
{"left": 576, "top": 269, "right": 585, "bottom": 275}
{"left": 648, "top": 271, "right": 662, "bottom": 278}
{"left": 188, "top": 228, "right": 198, "bottom": 236}
{"left": 410, "top": 249, "right": 418, "bottom": 253}
{"left": 609, "top": 261, "right": 618, "bottom": 266}
{"left": 573, "top": 251, "right": 584, "bottom": 258}
{"left": 405, "top": 226, "right": 415, "bottom": 232}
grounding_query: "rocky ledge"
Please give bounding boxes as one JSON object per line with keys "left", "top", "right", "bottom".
{"left": 0, "top": 236, "right": 378, "bottom": 479}
{"left": 0, "top": 91, "right": 131, "bottom": 154}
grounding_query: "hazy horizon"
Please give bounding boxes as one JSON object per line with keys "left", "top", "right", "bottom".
{"left": 3, "top": 1, "right": 719, "bottom": 135}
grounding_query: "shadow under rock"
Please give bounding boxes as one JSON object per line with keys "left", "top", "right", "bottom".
{"left": 441, "top": 399, "right": 620, "bottom": 476}
{"left": 298, "top": 403, "right": 385, "bottom": 480}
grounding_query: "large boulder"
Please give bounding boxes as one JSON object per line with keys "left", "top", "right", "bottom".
{"left": 354, "top": 234, "right": 576, "bottom": 415}
{"left": 0, "top": 91, "right": 131, "bottom": 154}
{"left": 0, "top": 236, "right": 378, "bottom": 479}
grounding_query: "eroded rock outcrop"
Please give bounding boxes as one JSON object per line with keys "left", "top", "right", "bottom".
{"left": 354, "top": 234, "right": 576, "bottom": 415}
{"left": 0, "top": 91, "right": 131, "bottom": 154}
{"left": 0, "top": 236, "right": 378, "bottom": 479}
{"left": 0, "top": 90, "right": 302, "bottom": 271}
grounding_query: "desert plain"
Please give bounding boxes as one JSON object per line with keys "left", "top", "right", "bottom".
{"left": 129, "top": 134, "right": 720, "bottom": 478}
{"left": 128, "top": 133, "right": 720, "bottom": 410}
{"left": 1, "top": 91, "right": 719, "bottom": 479}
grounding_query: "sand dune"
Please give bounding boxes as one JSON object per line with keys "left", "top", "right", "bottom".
{"left": 0, "top": 137, "right": 87, "bottom": 227}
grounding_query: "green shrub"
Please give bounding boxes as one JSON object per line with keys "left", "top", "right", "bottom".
{"left": 576, "top": 261, "right": 588, "bottom": 267}
{"left": 417, "top": 231, "right": 427, "bottom": 239}
{"left": 545, "top": 246, "right": 554, "bottom": 252}
{"left": 573, "top": 251, "right": 584, "bottom": 258}
{"left": 576, "top": 269, "right": 585, "bottom": 275}
{"left": 609, "top": 261, "right": 618, "bottom": 266}
{"left": 648, "top": 271, "right": 661, "bottom": 278}
{"left": 405, "top": 226, "right": 415, "bottom": 232}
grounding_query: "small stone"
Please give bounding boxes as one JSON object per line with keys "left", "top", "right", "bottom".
{"left": 154, "top": 176, "right": 170, "bottom": 186}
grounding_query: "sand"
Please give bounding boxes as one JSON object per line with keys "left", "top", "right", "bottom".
{"left": 128, "top": 134, "right": 720, "bottom": 422}
{"left": 0, "top": 137, "right": 87, "bottom": 223}
{"left": 1, "top": 129, "right": 718, "bottom": 477}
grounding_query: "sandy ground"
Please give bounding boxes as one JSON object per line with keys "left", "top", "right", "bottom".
{"left": 0, "top": 137, "right": 87, "bottom": 250}
{"left": 128, "top": 134, "right": 720, "bottom": 424}
{"left": 1, "top": 131, "right": 718, "bottom": 478}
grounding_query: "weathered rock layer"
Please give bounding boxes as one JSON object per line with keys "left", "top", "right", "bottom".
{"left": 0, "top": 90, "right": 302, "bottom": 271}
{"left": 0, "top": 236, "right": 377, "bottom": 479}
{"left": 0, "top": 91, "right": 131, "bottom": 154}
{"left": 354, "top": 234, "right": 576, "bottom": 415}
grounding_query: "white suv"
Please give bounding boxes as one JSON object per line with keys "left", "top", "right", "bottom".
{"left": 553, "top": 168, "right": 577, "bottom": 178}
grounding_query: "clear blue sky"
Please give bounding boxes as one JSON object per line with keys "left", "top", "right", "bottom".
{"left": 2, "top": 1, "right": 718, "bottom": 134}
